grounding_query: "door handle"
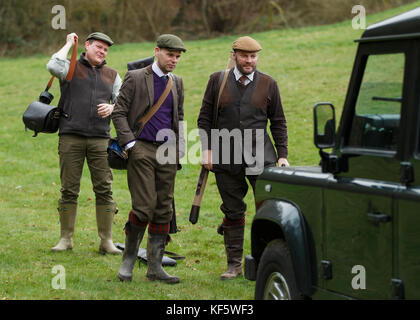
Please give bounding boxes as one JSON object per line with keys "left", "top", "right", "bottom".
{"left": 367, "top": 212, "right": 391, "bottom": 225}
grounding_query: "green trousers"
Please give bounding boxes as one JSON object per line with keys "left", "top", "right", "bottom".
{"left": 58, "top": 134, "right": 114, "bottom": 205}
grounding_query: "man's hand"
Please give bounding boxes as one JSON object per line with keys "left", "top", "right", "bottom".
{"left": 97, "top": 103, "right": 114, "bottom": 118}
{"left": 55, "top": 33, "right": 78, "bottom": 60}
{"left": 66, "top": 33, "right": 78, "bottom": 46}
{"left": 277, "top": 158, "right": 290, "bottom": 167}
{"left": 201, "top": 149, "right": 213, "bottom": 171}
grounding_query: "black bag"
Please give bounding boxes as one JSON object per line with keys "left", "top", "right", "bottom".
{"left": 127, "top": 56, "right": 154, "bottom": 71}
{"left": 107, "top": 138, "right": 128, "bottom": 170}
{"left": 22, "top": 90, "right": 60, "bottom": 137}
{"left": 23, "top": 36, "right": 78, "bottom": 138}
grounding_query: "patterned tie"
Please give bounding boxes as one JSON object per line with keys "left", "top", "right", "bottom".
{"left": 240, "top": 75, "right": 247, "bottom": 85}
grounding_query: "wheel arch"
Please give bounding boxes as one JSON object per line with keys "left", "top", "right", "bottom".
{"left": 251, "top": 199, "right": 317, "bottom": 297}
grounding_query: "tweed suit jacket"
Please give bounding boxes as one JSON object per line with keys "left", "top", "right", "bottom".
{"left": 112, "top": 64, "right": 185, "bottom": 158}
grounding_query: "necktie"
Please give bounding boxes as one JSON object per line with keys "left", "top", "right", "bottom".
{"left": 239, "top": 75, "right": 247, "bottom": 85}
{"left": 163, "top": 75, "right": 169, "bottom": 83}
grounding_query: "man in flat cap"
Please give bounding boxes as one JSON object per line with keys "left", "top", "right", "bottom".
{"left": 47, "top": 32, "right": 122, "bottom": 255}
{"left": 112, "top": 34, "right": 186, "bottom": 284}
{"left": 198, "top": 36, "right": 289, "bottom": 279}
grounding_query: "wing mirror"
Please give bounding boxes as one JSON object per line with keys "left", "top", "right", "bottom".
{"left": 313, "top": 102, "right": 336, "bottom": 149}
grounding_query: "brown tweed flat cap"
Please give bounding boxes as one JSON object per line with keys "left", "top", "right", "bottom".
{"left": 232, "top": 36, "right": 262, "bottom": 52}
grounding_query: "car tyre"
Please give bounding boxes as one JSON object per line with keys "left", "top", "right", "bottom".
{"left": 255, "top": 239, "right": 304, "bottom": 300}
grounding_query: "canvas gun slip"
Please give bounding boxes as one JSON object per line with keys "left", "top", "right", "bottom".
{"left": 189, "top": 55, "right": 235, "bottom": 224}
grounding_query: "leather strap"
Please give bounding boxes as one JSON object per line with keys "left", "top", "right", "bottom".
{"left": 65, "top": 36, "right": 78, "bottom": 81}
{"left": 45, "top": 36, "right": 78, "bottom": 91}
{"left": 212, "top": 67, "right": 231, "bottom": 127}
{"left": 137, "top": 75, "right": 173, "bottom": 130}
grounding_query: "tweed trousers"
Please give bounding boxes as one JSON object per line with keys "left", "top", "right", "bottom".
{"left": 127, "top": 140, "right": 177, "bottom": 224}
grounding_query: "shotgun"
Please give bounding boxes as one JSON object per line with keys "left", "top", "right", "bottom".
{"left": 189, "top": 55, "right": 235, "bottom": 224}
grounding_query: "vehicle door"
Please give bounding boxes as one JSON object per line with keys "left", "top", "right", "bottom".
{"left": 396, "top": 39, "right": 420, "bottom": 298}
{"left": 323, "top": 44, "right": 407, "bottom": 299}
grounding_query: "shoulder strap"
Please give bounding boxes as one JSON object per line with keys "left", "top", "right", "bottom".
{"left": 212, "top": 68, "right": 231, "bottom": 127}
{"left": 138, "top": 75, "right": 173, "bottom": 130}
{"left": 65, "top": 36, "right": 78, "bottom": 81}
{"left": 45, "top": 36, "right": 79, "bottom": 91}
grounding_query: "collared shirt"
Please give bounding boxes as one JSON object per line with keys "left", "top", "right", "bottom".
{"left": 152, "top": 61, "right": 172, "bottom": 79}
{"left": 233, "top": 66, "right": 254, "bottom": 86}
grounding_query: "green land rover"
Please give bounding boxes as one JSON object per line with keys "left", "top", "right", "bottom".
{"left": 244, "top": 7, "right": 420, "bottom": 300}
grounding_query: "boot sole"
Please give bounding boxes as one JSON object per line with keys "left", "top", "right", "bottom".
{"left": 220, "top": 271, "right": 243, "bottom": 280}
{"left": 99, "top": 250, "right": 122, "bottom": 255}
{"left": 118, "top": 273, "right": 133, "bottom": 282}
{"left": 99, "top": 247, "right": 122, "bottom": 255}
{"left": 51, "top": 247, "right": 73, "bottom": 252}
{"left": 220, "top": 274, "right": 243, "bottom": 280}
{"left": 146, "top": 275, "right": 180, "bottom": 284}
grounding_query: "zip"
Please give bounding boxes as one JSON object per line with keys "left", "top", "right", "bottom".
{"left": 89, "top": 67, "right": 98, "bottom": 131}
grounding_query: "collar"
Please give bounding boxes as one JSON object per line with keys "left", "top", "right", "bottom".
{"left": 233, "top": 66, "right": 254, "bottom": 84}
{"left": 80, "top": 52, "right": 106, "bottom": 68}
{"left": 152, "top": 61, "right": 171, "bottom": 78}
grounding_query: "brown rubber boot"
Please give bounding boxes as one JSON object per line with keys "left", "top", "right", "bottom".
{"left": 118, "top": 221, "right": 147, "bottom": 282}
{"left": 146, "top": 227, "right": 179, "bottom": 284}
{"left": 51, "top": 203, "right": 77, "bottom": 252}
{"left": 96, "top": 203, "right": 122, "bottom": 255}
{"left": 220, "top": 224, "right": 245, "bottom": 280}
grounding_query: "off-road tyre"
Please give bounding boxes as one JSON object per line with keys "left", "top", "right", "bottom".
{"left": 255, "top": 239, "right": 304, "bottom": 300}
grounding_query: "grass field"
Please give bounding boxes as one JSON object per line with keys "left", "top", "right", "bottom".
{"left": 1, "top": 2, "right": 419, "bottom": 300}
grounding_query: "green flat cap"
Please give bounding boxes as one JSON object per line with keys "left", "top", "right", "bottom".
{"left": 86, "top": 32, "right": 114, "bottom": 46}
{"left": 156, "top": 34, "right": 186, "bottom": 52}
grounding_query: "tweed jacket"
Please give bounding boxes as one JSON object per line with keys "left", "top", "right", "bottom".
{"left": 112, "top": 65, "right": 185, "bottom": 158}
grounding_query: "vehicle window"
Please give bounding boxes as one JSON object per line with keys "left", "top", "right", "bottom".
{"left": 347, "top": 53, "right": 404, "bottom": 152}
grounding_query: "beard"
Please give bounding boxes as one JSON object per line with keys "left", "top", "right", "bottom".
{"left": 235, "top": 60, "right": 256, "bottom": 75}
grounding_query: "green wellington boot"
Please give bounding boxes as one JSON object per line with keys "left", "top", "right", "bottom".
{"left": 51, "top": 203, "right": 77, "bottom": 252}
{"left": 118, "top": 222, "right": 147, "bottom": 282}
{"left": 96, "top": 203, "right": 122, "bottom": 255}
{"left": 146, "top": 232, "right": 179, "bottom": 284}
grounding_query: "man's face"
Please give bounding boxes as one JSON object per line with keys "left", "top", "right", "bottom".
{"left": 85, "top": 40, "right": 109, "bottom": 66}
{"left": 234, "top": 50, "right": 258, "bottom": 75}
{"left": 155, "top": 47, "right": 182, "bottom": 73}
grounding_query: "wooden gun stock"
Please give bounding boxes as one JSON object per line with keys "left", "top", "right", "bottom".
{"left": 190, "top": 55, "right": 235, "bottom": 225}
{"left": 189, "top": 167, "right": 209, "bottom": 224}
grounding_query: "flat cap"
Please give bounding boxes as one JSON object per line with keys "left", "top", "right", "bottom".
{"left": 86, "top": 32, "right": 114, "bottom": 46}
{"left": 157, "top": 34, "right": 186, "bottom": 52}
{"left": 232, "top": 36, "right": 262, "bottom": 52}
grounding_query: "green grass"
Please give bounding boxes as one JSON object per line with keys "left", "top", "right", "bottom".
{"left": 1, "top": 2, "right": 419, "bottom": 300}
